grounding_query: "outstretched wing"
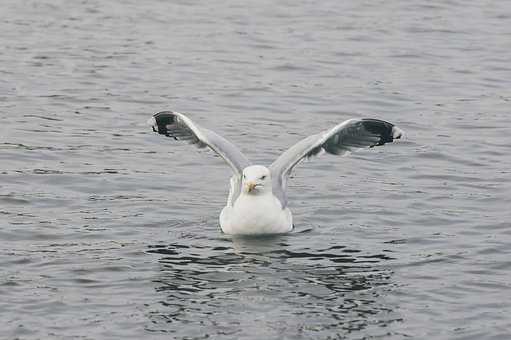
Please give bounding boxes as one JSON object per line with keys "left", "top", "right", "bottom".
{"left": 269, "top": 118, "right": 403, "bottom": 207}
{"left": 148, "top": 111, "right": 251, "bottom": 205}
{"left": 148, "top": 111, "right": 251, "bottom": 173}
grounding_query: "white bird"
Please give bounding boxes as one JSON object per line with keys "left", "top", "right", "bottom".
{"left": 148, "top": 111, "right": 403, "bottom": 235}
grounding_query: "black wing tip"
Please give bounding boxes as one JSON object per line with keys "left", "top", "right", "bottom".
{"left": 360, "top": 118, "right": 403, "bottom": 145}
{"left": 151, "top": 111, "right": 177, "bottom": 136}
{"left": 153, "top": 110, "right": 176, "bottom": 118}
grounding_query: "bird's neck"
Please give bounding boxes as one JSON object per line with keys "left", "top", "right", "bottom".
{"left": 241, "top": 189, "right": 273, "bottom": 199}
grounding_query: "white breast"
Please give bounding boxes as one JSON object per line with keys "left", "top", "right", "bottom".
{"left": 220, "top": 192, "right": 293, "bottom": 235}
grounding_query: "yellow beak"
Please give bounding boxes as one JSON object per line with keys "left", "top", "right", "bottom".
{"left": 246, "top": 181, "right": 257, "bottom": 192}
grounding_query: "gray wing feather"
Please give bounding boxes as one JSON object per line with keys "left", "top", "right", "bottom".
{"left": 270, "top": 118, "right": 403, "bottom": 207}
{"left": 149, "top": 111, "right": 251, "bottom": 205}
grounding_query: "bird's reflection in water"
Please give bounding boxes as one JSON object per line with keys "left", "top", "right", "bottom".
{"left": 146, "top": 230, "right": 401, "bottom": 338}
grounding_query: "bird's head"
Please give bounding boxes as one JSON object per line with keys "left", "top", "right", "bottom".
{"left": 242, "top": 165, "right": 272, "bottom": 194}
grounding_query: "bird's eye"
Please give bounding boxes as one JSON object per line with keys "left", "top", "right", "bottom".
{"left": 261, "top": 175, "right": 266, "bottom": 180}
{"left": 243, "top": 174, "right": 246, "bottom": 179}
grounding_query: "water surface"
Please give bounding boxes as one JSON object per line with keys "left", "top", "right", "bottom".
{"left": 1, "top": 1, "right": 511, "bottom": 339}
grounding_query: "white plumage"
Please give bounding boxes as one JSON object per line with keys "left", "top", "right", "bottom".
{"left": 148, "top": 111, "right": 403, "bottom": 235}
{"left": 220, "top": 165, "right": 293, "bottom": 235}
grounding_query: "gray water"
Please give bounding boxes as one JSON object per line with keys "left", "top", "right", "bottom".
{"left": 1, "top": 1, "right": 511, "bottom": 339}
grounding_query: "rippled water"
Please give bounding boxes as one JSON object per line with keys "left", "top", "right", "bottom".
{"left": 2, "top": 1, "right": 511, "bottom": 339}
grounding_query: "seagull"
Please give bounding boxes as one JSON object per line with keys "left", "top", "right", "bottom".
{"left": 148, "top": 111, "right": 403, "bottom": 235}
